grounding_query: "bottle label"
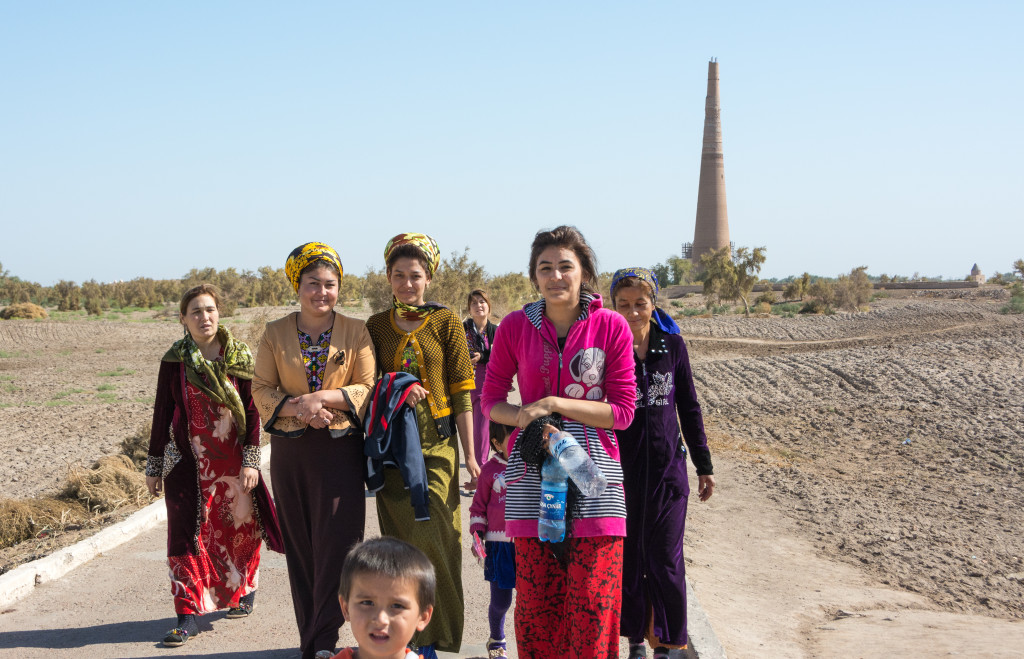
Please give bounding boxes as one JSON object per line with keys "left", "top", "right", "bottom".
{"left": 540, "top": 489, "right": 567, "bottom": 521}
{"left": 551, "top": 433, "right": 580, "bottom": 457}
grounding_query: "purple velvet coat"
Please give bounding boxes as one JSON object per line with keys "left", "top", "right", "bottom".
{"left": 148, "top": 359, "right": 284, "bottom": 557}
{"left": 619, "top": 323, "right": 712, "bottom": 648}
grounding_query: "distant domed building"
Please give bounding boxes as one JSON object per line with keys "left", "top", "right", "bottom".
{"left": 969, "top": 263, "right": 985, "bottom": 284}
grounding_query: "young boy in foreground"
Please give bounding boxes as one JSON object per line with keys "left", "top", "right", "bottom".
{"left": 332, "top": 537, "right": 435, "bottom": 659}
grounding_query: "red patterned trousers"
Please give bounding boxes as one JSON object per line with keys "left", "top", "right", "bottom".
{"left": 513, "top": 536, "right": 623, "bottom": 659}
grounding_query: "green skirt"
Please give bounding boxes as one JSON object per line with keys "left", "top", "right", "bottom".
{"left": 375, "top": 418, "right": 463, "bottom": 652}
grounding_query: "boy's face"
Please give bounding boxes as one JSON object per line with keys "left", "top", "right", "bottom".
{"left": 340, "top": 574, "right": 433, "bottom": 659}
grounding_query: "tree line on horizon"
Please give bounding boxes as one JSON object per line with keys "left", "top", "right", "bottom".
{"left": 2, "top": 255, "right": 1022, "bottom": 319}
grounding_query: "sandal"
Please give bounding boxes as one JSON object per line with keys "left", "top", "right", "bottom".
{"left": 486, "top": 637, "right": 508, "bottom": 658}
{"left": 162, "top": 613, "right": 198, "bottom": 647}
{"left": 226, "top": 591, "right": 256, "bottom": 619}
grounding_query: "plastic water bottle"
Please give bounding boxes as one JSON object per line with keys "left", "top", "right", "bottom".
{"left": 538, "top": 456, "right": 568, "bottom": 543}
{"left": 548, "top": 430, "right": 608, "bottom": 498}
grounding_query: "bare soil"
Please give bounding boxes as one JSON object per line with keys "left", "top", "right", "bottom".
{"left": 2, "top": 291, "right": 1023, "bottom": 657}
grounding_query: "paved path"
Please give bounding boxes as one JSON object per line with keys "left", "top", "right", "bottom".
{"left": 1, "top": 470, "right": 703, "bottom": 658}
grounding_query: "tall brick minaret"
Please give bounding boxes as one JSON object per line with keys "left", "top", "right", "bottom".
{"left": 690, "top": 59, "right": 731, "bottom": 269}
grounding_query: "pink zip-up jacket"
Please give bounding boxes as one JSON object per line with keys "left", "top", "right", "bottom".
{"left": 469, "top": 454, "right": 509, "bottom": 542}
{"left": 481, "top": 293, "right": 636, "bottom": 538}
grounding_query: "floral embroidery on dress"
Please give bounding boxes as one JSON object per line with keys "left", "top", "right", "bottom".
{"left": 298, "top": 327, "right": 332, "bottom": 392}
{"left": 401, "top": 342, "right": 418, "bottom": 374}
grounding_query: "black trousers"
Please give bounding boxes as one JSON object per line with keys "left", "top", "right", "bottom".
{"left": 270, "top": 429, "right": 366, "bottom": 659}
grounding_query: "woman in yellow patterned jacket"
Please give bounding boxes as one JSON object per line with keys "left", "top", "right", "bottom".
{"left": 364, "top": 232, "right": 481, "bottom": 658}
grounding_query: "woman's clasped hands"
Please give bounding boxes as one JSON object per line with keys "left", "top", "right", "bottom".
{"left": 289, "top": 392, "right": 334, "bottom": 429}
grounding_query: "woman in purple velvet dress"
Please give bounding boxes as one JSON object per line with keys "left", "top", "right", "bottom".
{"left": 610, "top": 268, "right": 716, "bottom": 659}
{"left": 146, "top": 283, "right": 283, "bottom": 648}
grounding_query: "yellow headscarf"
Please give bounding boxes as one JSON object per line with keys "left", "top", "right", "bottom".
{"left": 384, "top": 233, "right": 441, "bottom": 277}
{"left": 285, "top": 242, "right": 343, "bottom": 292}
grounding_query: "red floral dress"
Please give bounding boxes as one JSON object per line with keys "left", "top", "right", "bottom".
{"left": 168, "top": 379, "right": 263, "bottom": 614}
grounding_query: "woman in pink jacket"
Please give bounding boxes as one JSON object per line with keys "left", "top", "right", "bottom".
{"left": 481, "top": 225, "right": 636, "bottom": 659}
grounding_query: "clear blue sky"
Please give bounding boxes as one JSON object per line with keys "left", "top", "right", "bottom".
{"left": 2, "top": 1, "right": 1022, "bottom": 285}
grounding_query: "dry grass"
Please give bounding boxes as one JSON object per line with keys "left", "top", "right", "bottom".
{"left": 0, "top": 424, "right": 153, "bottom": 551}
{"left": 120, "top": 422, "right": 152, "bottom": 469}
{"left": 63, "top": 455, "right": 149, "bottom": 513}
{"left": 0, "top": 498, "right": 89, "bottom": 548}
{"left": 1, "top": 302, "right": 49, "bottom": 320}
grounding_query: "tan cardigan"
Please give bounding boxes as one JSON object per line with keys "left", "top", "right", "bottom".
{"left": 253, "top": 312, "right": 375, "bottom": 438}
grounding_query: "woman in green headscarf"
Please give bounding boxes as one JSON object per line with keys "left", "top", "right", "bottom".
{"left": 146, "top": 284, "right": 284, "bottom": 648}
{"left": 364, "top": 232, "right": 480, "bottom": 658}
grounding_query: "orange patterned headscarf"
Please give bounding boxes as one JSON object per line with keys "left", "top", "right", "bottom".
{"left": 384, "top": 233, "right": 441, "bottom": 277}
{"left": 285, "top": 242, "right": 343, "bottom": 292}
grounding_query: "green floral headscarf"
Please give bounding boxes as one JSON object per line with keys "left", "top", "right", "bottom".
{"left": 165, "top": 325, "right": 255, "bottom": 437}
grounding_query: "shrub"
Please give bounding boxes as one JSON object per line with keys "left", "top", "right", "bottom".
{"left": 807, "top": 279, "right": 836, "bottom": 307}
{"left": 834, "top": 266, "right": 872, "bottom": 311}
{"left": 426, "top": 249, "right": 487, "bottom": 315}
{"left": 1, "top": 302, "right": 48, "bottom": 319}
{"left": 754, "top": 282, "right": 777, "bottom": 306}
{"left": 1001, "top": 283, "right": 1024, "bottom": 314}
{"left": 754, "top": 301, "right": 772, "bottom": 315}
{"left": 772, "top": 302, "right": 802, "bottom": 315}
{"left": 54, "top": 280, "right": 81, "bottom": 311}
{"left": 363, "top": 266, "right": 393, "bottom": 314}
{"left": 800, "top": 299, "right": 828, "bottom": 314}
{"left": 487, "top": 272, "right": 535, "bottom": 317}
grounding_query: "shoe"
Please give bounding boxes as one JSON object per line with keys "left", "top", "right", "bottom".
{"left": 652, "top": 647, "right": 671, "bottom": 659}
{"left": 226, "top": 591, "right": 256, "bottom": 618}
{"left": 162, "top": 613, "right": 198, "bottom": 647}
{"left": 628, "top": 642, "right": 647, "bottom": 658}
{"left": 313, "top": 651, "right": 335, "bottom": 659}
{"left": 486, "top": 637, "right": 508, "bottom": 658}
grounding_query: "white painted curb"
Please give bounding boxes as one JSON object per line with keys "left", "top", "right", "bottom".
{"left": 686, "top": 575, "right": 728, "bottom": 659}
{"left": 0, "top": 446, "right": 271, "bottom": 608}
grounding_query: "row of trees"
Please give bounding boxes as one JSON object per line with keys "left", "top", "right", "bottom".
{"left": 0, "top": 257, "right": 539, "bottom": 319}
{"left": 5, "top": 255, "right": 1022, "bottom": 319}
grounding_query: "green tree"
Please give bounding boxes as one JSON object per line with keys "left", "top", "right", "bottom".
{"left": 54, "top": 280, "right": 81, "bottom": 311}
{"left": 700, "top": 246, "right": 767, "bottom": 317}
{"left": 1013, "top": 259, "right": 1024, "bottom": 279}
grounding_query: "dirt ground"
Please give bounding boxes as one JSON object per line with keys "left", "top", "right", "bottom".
{"left": 2, "top": 291, "right": 1023, "bottom": 657}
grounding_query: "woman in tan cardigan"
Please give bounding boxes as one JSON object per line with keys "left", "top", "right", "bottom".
{"left": 252, "top": 242, "right": 375, "bottom": 659}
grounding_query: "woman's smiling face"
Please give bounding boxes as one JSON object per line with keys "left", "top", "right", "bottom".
{"left": 298, "top": 265, "right": 339, "bottom": 315}
{"left": 388, "top": 257, "right": 430, "bottom": 307}
{"left": 532, "top": 246, "right": 582, "bottom": 306}
{"left": 469, "top": 294, "right": 489, "bottom": 322}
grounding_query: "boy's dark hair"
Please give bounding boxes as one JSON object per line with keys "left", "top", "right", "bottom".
{"left": 489, "top": 421, "right": 516, "bottom": 454}
{"left": 339, "top": 537, "right": 436, "bottom": 610}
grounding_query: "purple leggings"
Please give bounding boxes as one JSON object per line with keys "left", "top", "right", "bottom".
{"left": 488, "top": 581, "right": 514, "bottom": 640}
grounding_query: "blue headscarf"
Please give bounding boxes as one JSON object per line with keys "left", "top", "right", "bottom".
{"left": 610, "top": 267, "right": 681, "bottom": 335}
